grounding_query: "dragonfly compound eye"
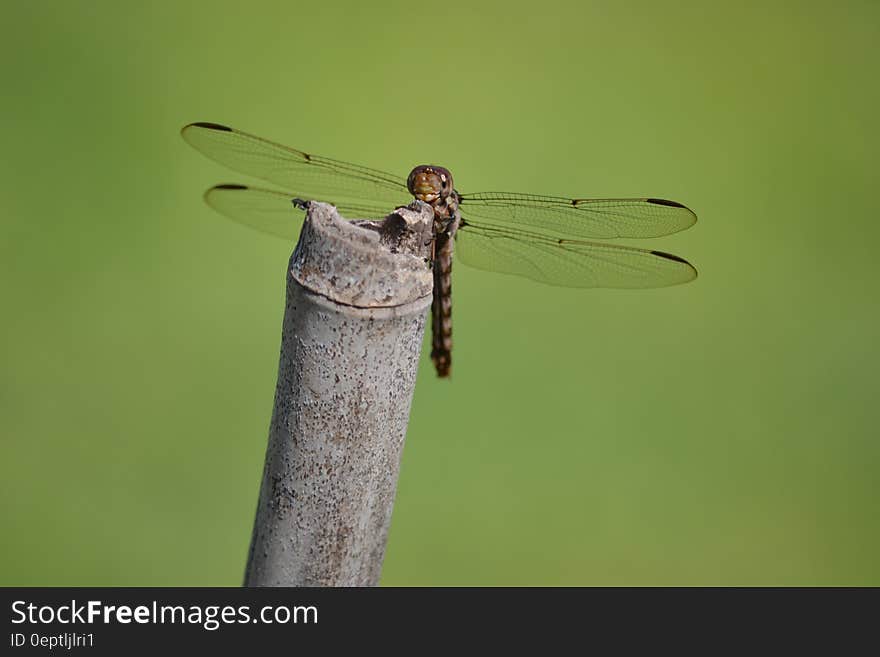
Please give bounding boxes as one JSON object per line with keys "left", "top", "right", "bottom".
{"left": 407, "top": 165, "right": 454, "bottom": 203}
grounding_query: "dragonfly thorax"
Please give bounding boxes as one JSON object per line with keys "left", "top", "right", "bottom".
{"left": 407, "top": 165, "right": 460, "bottom": 237}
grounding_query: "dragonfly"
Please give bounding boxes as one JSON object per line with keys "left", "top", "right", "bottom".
{"left": 181, "top": 122, "right": 698, "bottom": 378}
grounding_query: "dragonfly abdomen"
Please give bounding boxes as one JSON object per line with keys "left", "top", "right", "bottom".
{"left": 431, "top": 234, "right": 454, "bottom": 378}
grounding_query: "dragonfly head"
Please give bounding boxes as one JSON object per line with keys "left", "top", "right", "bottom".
{"left": 407, "top": 165, "right": 454, "bottom": 204}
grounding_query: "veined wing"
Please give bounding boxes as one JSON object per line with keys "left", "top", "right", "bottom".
{"left": 459, "top": 192, "right": 697, "bottom": 240}
{"left": 181, "top": 122, "right": 411, "bottom": 208}
{"left": 455, "top": 220, "right": 697, "bottom": 289}
{"left": 203, "top": 184, "right": 395, "bottom": 240}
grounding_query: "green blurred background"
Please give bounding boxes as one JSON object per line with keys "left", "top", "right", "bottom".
{"left": 2, "top": 0, "right": 877, "bottom": 585}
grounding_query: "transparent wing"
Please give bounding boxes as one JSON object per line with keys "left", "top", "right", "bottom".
{"left": 184, "top": 122, "right": 697, "bottom": 284}
{"left": 181, "top": 122, "right": 411, "bottom": 208}
{"left": 203, "top": 184, "right": 395, "bottom": 240}
{"left": 459, "top": 192, "right": 697, "bottom": 239}
{"left": 455, "top": 220, "right": 697, "bottom": 289}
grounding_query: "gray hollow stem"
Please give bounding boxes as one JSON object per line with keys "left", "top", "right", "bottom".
{"left": 243, "top": 200, "right": 435, "bottom": 587}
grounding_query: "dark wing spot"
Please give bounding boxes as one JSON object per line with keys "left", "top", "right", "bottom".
{"left": 303, "top": 152, "right": 312, "bottom": 162}
{"left": 213, "top": 183, "right": 248, "bottom": 190}
{"left": 571, "top": 199, "right": 579, "bottom": 206}
{"left": 651, "top": 250, "right": 691, "bottom": 265}
{"left": 459, "top": 218, "right": 470, "bottom": 228}
{"left": 647, "top": 198, "right": 686, "bottom": 208}
{"left": 189, "top": 121, "right": 233, "bottom": 132}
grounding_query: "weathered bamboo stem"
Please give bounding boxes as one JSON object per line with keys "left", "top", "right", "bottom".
{"left": 243, "top": 200, "right": 434, "bottom": 587}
